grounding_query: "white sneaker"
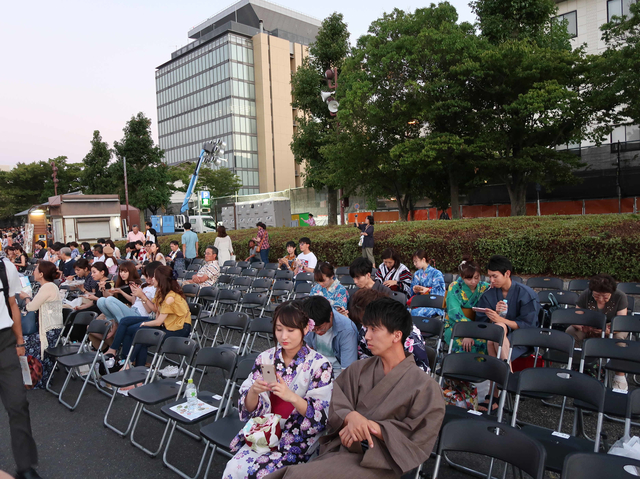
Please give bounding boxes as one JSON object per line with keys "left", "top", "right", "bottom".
{"left": 612, "top": 375, "right": 628, "bottom": 391}
{"left": 104, "top": 357, "right": 116, "bottom": 369}
{"left": 160, "top": 365, "right": 184, "bottom": 378}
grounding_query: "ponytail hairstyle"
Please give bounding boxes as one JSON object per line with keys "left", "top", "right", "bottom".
{"left": 412, "top": 249, "right": 436, "bottom": 268}
{"left": 154, "top": 265, "right": 184, "bottom": 305}
{"left": 458, "top": 255, "right": 481, "bottom": 279}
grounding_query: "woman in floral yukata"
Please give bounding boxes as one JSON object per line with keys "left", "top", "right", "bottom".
{"left": 223, "top": 301, "right": 334, "bottom": 479}
{"left": 309, "top": 262, "right": 348, "bottom": 309}
{"left": 410, "top": 249, "right": 446, "bottom": 318}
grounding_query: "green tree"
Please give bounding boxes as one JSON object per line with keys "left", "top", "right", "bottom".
{"left": 169, "top": 162, "right": 242, "bottom": 198}
{"left": 290, "top": 13, "right": 350, "bottom": 225}
{"left": 111, "top": 113, "right": 172, "bottom": 215}
{"left": 82, "top": 130, "right": 113, "bottom": 194}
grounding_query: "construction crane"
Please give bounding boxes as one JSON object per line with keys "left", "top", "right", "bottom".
{"left": 180, "top": 139, "right": 227, "bottom": 214}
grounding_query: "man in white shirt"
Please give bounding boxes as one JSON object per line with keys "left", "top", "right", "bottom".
{"left": 294, "top": 237, "right": 317, "bottom": 275}
{"left": 0, "top": 257, "right": 42, "bottom": 478}
{"left": 145, "top": 221, "right": 157, "bottom": 244}
{"left": 92, "top": 244, "right": 106, "bottom": 264}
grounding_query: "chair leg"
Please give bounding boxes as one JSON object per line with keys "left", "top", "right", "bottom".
{"left": 130, "top": 404, "right": 173, "bottom": 457}
{"left": 58, "top": 356, "right": 105, "bottom": 411}
{"left": 103, "top": 387, "right": 142, "bottom": 437}
{"left": 162, "top": 421, "right": 209, "bottom": 479}
{"left": 45, "top": 359, "right": 62, "bottom": 396}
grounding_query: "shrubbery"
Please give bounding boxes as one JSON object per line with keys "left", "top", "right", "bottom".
{"left": 118, "top": 214, "right": 640, "bottom": 281}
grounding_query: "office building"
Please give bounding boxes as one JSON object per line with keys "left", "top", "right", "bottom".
{"left": 155, "top": 0, "right": 320, "bottom": 195}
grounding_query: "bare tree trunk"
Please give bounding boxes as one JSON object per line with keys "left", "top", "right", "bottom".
{"left": 409, "top": 196, "right": 415, "bottom": 221}
{"left": 396, "top": 195, "right": 410, "bottom": 221}
{"left": 450, "top": 175, "right": 460, "bottom": 219}
{"left": 506, "top": 182, "right": 527, "bottom": 216}
{"left": 327, "top": 188, "right": 338, "bottom": 225}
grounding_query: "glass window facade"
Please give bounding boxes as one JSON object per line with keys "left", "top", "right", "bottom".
{"left": 156, "top": 33, "right": 259, "bottom": 194}
{"left": 555, "top": 10, "right": 577, "bottom": 38}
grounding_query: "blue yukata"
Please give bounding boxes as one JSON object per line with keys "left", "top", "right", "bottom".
{"left": 410, "top": 266, "right": 446, "bottom": 318}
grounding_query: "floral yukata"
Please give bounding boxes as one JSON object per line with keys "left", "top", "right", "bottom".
{"left": 224, "top": 344, "right": 333, "bottom": 479}
{"left": 310, "top": 279, "right": 348, "bottom": 309}
{"left": 410, "top": 266, "right": 446, "bottom": 318}
{"left": 444, "top": 277, "right": 490, "bottom": 354}
{"left": 357, "top": 324, "right": 431, "bottom": 373}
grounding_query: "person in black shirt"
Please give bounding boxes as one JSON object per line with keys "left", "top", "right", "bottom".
{"left": 59, "top": 247, "right": 76, "bottom": 279}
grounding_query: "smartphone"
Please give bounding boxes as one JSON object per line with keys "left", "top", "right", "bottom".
{"left": 472, "top": 307, "right": 488, "bottom": 313}
{"left": 261, "top": 364, "right": 277, "bottom": 384}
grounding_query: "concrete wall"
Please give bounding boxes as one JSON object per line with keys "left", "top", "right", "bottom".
{"left": 556, "top": 0, "right": 609, "bottom": 55}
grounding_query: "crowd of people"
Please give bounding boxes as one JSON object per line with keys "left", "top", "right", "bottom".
{"left": 0, "top": 219, "right": 636, "bottom": 479}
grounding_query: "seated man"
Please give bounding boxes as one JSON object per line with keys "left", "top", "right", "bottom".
{"left": 293, "top": 237, "right": 317, "bottom": 275}
{"left": 59, "top": 247, "right": 76, "bottom": 279}
{"left": 349, "top": 257, "right": 392, "bottom": 296}
{"left": 475, "top": 255, "right": 540, "bottom": 360}
{"left": 301, "top": 296, "right": 359, "bottom": 375}
{"left": 267, "top": 297, "right": 445, "bottom": 479}
{"left": 185, "top": 245, "right": 219, "bottom": 287}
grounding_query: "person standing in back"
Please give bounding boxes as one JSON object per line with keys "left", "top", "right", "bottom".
{"left": 181, "top": 222, "right": 199, "bottom": 268}
{"left": 253, "top": 222, "right": 270, "bottom": 264}
{"left": 213, "top": 225, "right": 234, "bottom": 265}
{"left": 354, "top": 214, "right": 375, "bottom": 267}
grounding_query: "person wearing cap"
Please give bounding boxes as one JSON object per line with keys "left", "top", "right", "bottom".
{"left": 103, "top": 245, "right": 117, "bottom": 275}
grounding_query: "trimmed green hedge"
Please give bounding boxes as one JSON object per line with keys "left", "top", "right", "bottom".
{"left": 117, "top": 214, "right": 640, "bottom": 281}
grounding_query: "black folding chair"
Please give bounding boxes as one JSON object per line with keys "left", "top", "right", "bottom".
{"left": 184, "top": 271, "right": 196, "bottom": 281}
{"left": 432, "top": 419, "right": 546, "bottom": 479}
{"left": 449, "top": 321, "right": 506, "bottom": 362}
{"left": 527, "top": 277, "right": 565, "bottom": 291}
{"left": 243, "top": 316, "right": 274, "bottom": 354}
{"left": 238, "top": 292, "right": 268, "bottom": 319}
{"left": 543, "top": 308, "right": 607, "bottom": 364}
{"left": 568, "top": 279, "right": 589, "bottom": 292}
{"left": 340, "top": 275, "right": 357, "bottom": 290}
{"left": 241, "top": 268, "right": 258, "bottom": 278}
{"left": 409, "top": 294, "right": 445, "bottom": 319}
{"left": 265, "top": 262, "right": 279, "bottom": 270}
{"left": 275, "top": 269, "right": 294, "bottom": 281}
{"left": 562, "top": 452, "right": 640, "bottom": 479}
{"left": 215, "top": 289, "right": 242, "bottom": 314}
{"left": 129, "top": 337, "right": 199, "bottom": 457}
{"left": 230, "top": 276, "right": 252, "bottom": 294}
{"left": 57, "top": 319, "right": 112, "bottom": 411}
{"left": 538, "top": 289, "right": 579, "bottom": 307}
{"left": 411, "top": 316, "right": 444, "bottom": 376}
{"left": 335, "top": 266, "right": 350, "bottom": 276}
{"left": 216, "top": 274, "right": 232, "bottom": 289}
{"left": 295, "top": 272, "right": 314, "bottom": 283}
{"left": 250, "top": 278, "right": 272, "bottom": 294}
{"left": 187, "top": 263, "right": 201, "bottom": 272}
{"left": 390, "top": 291, "right": 407, "bottom": 306}
{"left": 443, "top": 273, "right": 453, "bottom": 287}
{"left": 102, "top": 328, "right": 166, "bottom": 436}
{"left": 226, "top": 267, "right": 242, "bottom": 277}
{"left": 251, "top": 261, "right": 265, "bottom": 270}
{"left": 191, "top": 258, "right": 205, "bottom": 266}
{"left": 511, "top": 275, "right": 524, "bottom": 284}
{"left": 222, "top": 260, "right": 236, "bottom": 268}
{"left": 618, "top": 283, "right": 640, "bottom": 296}
{"left": 161, "top": 347, "right": 238, "bottom": 479}
{"left": 236, "top": 261, "right": 250, "bottom": 269}
{"left": 211, "top": 312, "right": 251, "bottom": 351}
{"left": 293, "top": 282, "right": 312, "bottom": 299}
{"left": 257, "top": 269, "right": 276, "bottom": 280}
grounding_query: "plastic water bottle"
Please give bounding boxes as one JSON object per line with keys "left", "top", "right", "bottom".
{"left": 499, "top": 300, "right": 508, "bottom": 318}
{"left": 185, "top": 378, "right": 198, "bottom": 411}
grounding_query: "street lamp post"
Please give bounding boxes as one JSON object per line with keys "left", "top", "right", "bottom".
{"left": 322, "top": 68, "right": 344, "bottom": 224}
{"left": 123, "top": 156, "right": 131, "bottom": 229}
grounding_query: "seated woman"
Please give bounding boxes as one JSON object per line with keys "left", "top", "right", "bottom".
{"left": 566, "top": 273, "right": 629, "bottom": 390}
{"left": 223, "top": 301, "right": 333, "bottom": 479}
{"left": 409, "top": 249, "right": 446, "bottom": 318}
{"left": 103, "top": 262, "right": 161, "bottom": 367}
{"left": 13, "top": 245, "right": 28, "bottom": 273}
{"left": 277, "top": 241, "right": 297, "bottom": 271}
{"left": 18, "top": 261, "right": 63, "bottom": 389}
{"left": 105, "top": 239, "right": 121, "bottom": 260}
{"left": 81, "top": 242, "right": 93, "bottom": 261}
{"left": 349, "top": 288, "right": 430, "bottom": 373}
{"left": 96, "top": 261, "right": 142, "bottom": 323}
{"left": 167, "top": 241, "right": 185, "bottom": 272}
{"left": 103, "top": 245, "right": 118, "bottom": 275}
{"left": 310, "top": 262, "right": 348, "bottom": 309}
{"left": 74, "top": 262, "right": 113, "bottom": 315}
{"left": 444, "top": 256, "right": 490, "bottom": 354}
{"left": 147, "top": 241, "right": 166, "bottom": 266}
{"left": 376, "top": 248, "right": 412, "bottom": 296}
{"left": 127, "top": 265, "right": 191, "bottom": 367}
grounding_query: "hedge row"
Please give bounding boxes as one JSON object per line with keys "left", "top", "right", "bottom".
{"left": 117, "top": 214, "right": 640, "bottom": 281}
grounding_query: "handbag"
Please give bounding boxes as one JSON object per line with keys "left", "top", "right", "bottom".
{"left": 358, "top": 235, "right": 364, "bottom": 247}
{"left": 242, "top": 413, "right": 282, "bottom": 453}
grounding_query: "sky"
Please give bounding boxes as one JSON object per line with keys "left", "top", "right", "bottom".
{"left": 0, "top": 0, "right": 475, "bottom": 167}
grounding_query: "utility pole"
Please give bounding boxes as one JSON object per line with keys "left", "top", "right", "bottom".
{"left": 123, "top": 156, "right": 131, "bottom": 229}
{"left": 616, "top": 140, "right": 622, "bottom": 214}
{"left": 50, "top": 161, "right": 59, "bottom": 196}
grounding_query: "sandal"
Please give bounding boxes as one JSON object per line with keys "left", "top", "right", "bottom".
{"left": 477, "top": 395, "right": 499, "bottom": 413}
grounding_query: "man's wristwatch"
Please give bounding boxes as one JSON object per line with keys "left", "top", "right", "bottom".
{"left": 16, "top": 343, "right": 26, "bottom": 348}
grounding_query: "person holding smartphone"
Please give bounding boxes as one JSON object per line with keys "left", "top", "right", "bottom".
{"left": 223, "top": 301, "right": 334, "bottom": 479}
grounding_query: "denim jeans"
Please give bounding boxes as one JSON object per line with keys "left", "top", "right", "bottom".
{"left": 131, "top": 324, "right": 191, "bottom": 367}
{"left": 110, "top": 315, "right": 147, "bottom": 358}
{"left": 259, "top": 248, "right": 269, "bottom": 264}
{"left": 97, "top": 297, "right": 139, "bottom": 323}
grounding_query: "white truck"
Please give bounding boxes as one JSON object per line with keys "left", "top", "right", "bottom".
{"left": 174, "top": 215, "right": 217, "bottom": 233}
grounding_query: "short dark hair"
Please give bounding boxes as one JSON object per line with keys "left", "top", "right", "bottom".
{"left": 51, "top": 242, "right": 64, "bottom": 252}
{"left": 81, "top": 242, "right": 91, "bottom": 252}
{"left": 145, "top": 241, "right": 154, "bottom": 246}
{"left": 142, "top": 261, "right": 162, "bottom": 285}
{"left": 486, "top": 255, "right": 513, "bottom": 275}
{"left": 309, "top": 214, "right": 314, "bottom": 218}
{"left": 93, "top": 244, "right": 103, "bottom": 254}
{"left": 132, "top": 224, "right": 139, "bottom": 228}
{"left": 350, "top": 257, "right": 373, "bottom": 279}
{"left": 145, "top": 221, "right": 152, "bottom": 228}
{"left": 300, "top": 296, "right": 332, "bottom": 326}
{"left": 170, "top": 240, "right": 179, "bottom": 247}
{"left": 36, "top": 240, "right": 46, "bottom": 248}
{"left": 381, "top": 248, "right": 401, "bottom": 269}
{"left": 135, "top": 240, "right": 144, "bottom": 246}
{"left": 205, "top": 245, "right": 218, "bottom": 256}
{"left": 285, "top": 241, "right": 296, "bottom": 249}
{"left": 37, "top": 260, "right": 61, "bottom": 282}
{"left": 299, "top": 237, "right": 311, "bottom": 246}
{"left": 256, "top": 222, "right": 267, "bottom": 229}
{"left": 74, "top": 258, "right": 90, "bottom": 270}
{"left": 349, "top": 288, "right": 387, "bottom": 325}
{"left": 184, "top": 222, "right": 192, "bottom": 230}
{"left": 589, "top": 273, "right": 617, "bottom": 294}
{"left": 314, "top": 261, "right": 334, "bottom": 282}
{"left": 272, "top": 301, "right": 310, "bottom": 340}
{"left": 97, "top": 238, "right": 106, "bottom": 244}
{"left": 362, "top": 297, "right": 412, "bottom": 342}
{"left": 69, "top": 242, "right": 78, "bottom": 248}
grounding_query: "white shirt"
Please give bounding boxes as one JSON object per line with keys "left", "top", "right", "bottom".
{"left": 94, "top": 255, "right": 106, "bottom": 263}
{"left": 132, "top": 285, "right": 157, "bottom": 316}
{"left": 0, "top": 258, "right": 22, "bottom": 329}
{"left": 146, "top": 230, "right": 156, "bottom": 244}
{"left": 296, "top": 252, "right": 317, "bottom": 275}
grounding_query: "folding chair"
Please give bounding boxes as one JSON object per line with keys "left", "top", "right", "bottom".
{"left": 102, "top": 328, "right": 166, "bottom": 436}
{"left": 215, "top": 289, "right": 242, "bottom": 315}
{"left": 443, "top": 273, "right": 453, "bottom": 287}
{"left": 251, "top": 261, "right": 265, "bottom": 270}
{"left": 161, "top": 347, "right": 238, "bottom": 479}
{"left": 211, "top": 312, "right": 251, "bottom": 351}
{"left": 201, "top": 356, "right": 256, "bottom": 477}
{"left": 222, "top": 260, "right": 236, "bottom": 268}
{"left": 250, "top": 277, "right": 272, "bottom": 294}
{"left": 57, "top": 318, "right": 112, "bottom": 411}
{"left": 511, "top": 275, "right": 524, "bottom": 284}
{"left": 45, "top": 311, "right": 97, "bottom": 396}
{"left": 409, "top": 294, "right": 445, "bottom": 319}
{"left": 230, "top": 276, "right": 252, "bottom": 294}
{"left": 226, "top": 267, "right": 242, "bottom": 277}
{"left": 191, "top": 258, "right": 205, "bottom": 266}
{"left": 537, "top": 289, "right": 579, "bottom": 307}
{"left": 568, "top": 279, "right": 589, "bottom": 292}
{"left": 265, "top": 262, "right": 279, "bottom": 270}
{"left": 237, "top": 292, "right": 268, "bottom": 319}
{"left": 335, "top": 266, "right": 350, "bottom": 276}
{"left": 188, "top": 302, "right": 204, "bottom": 347}
{"left": 184, "top": 271, "right": 196, "bottom": 281}
{"left": 236, "top": 261, "right": 250, "bottom": 269}
{"left": 257, "top": 269, "right": 275, "bottom": 280}
{"left": 526, "top": 277, "right": 565, "bottom": 291}
{"left": 243, "top": 316, "right": 274, "bottom": 354}
{"left": 241, "top": 268, "right": 258, "bottom": 278}
{"left": 543, "top": 308, "right": 606, "bottom": 365}
{"left": 295, "top": 272, "right": 314, "bottom": 283}
{"left": 340, "top": 275, "right": 356, "bottom": 290}
{"left": 217, "top": 274, "right": 232, "bottom": 289}
{"left": 182, "top": 283, "right": 200, "bottom": 302}
{"left": 411, "top": 316, "right": 444, "bottom": 375}
{"left": 618, "top": 282, "right": 640, "bottom": 296}
{"left": 275, "top": 269, "right": 294, "bottom": 281}
{"left": 129, "top": 337, "right": 199, "bottom": 457}
{"left": 432, "top": 419, "right": 546, "bottom": 479}
{"left": 562, "top": 452, "right": 640, "bottom": 479}
{"left": 390, "top": 291, "right": 407, "bottom": 306}
{"left": 187, "top": 263, "right": 201, "bottom": 272}
{"left": 293, "top": 282, "right": 312, "bottom": 299}
{"left": 511, "top": 367, "right": 606, "bottom": 473}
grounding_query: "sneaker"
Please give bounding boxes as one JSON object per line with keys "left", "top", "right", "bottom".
{"left": 160, "top": 365, "right": 184, "bottom": 378}
{"left": 104, "top": 355, "right": 116, "bottom": 370}
{"left": 612, "top": 375, "right": 628, "bottom": 391}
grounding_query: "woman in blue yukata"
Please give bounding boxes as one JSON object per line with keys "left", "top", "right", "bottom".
{"left": 310, "top": 262, "right": 349, "bottom": 309}
{"left": 409, "top": 249, "right": 446, "bottom": 318}
{"left": 223, "top": 301, "right": 334, "bottom": 479}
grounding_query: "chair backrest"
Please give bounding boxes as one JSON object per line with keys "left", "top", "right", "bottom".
{"left": 568, "top": 279, "right": 589, "bottom": 292}
{"left": 410, "top": 294, "right": 445, "bottom": 310}
{"left": 236, "top": 261, "right": 250, "bottom": 269}
{"left": 335, "top": 266, "right": 350, "bottom": 276}
{"left": 223, "top": 260, "right": 237, "bottom": 268}
{"left": 628, "top": 296, "right": 635, "bottom": 314}
{"left": 189, "top": 302, "right": 202, "bottom": 320}
{"left": 241, "top": 268, "right": 258, "bottom": 277}
{"left": 412, "top": 316, "right": 444, "bottom": 339}
{"left": 219, "top": 311, "right": 251, "bottom": 331}
{"left": 187, "top": 263, "right": 200, "bottom": 272}
{"left": 232, "top": 276, "right": 253, "bottom": 287}
{"left": 295, "top": 272, "right": 314, "bottom": 283}
{"left": 86, "top": 318, "right": 112, "bottom": 336}
{"left": 184, "top": 271, "right": 196, "bottom": 281}
{"left": 443, "top": 273, "right": 453, "bottom": 285}
{"left": 160, "top": 337, "right": 199, "bottom": 364}
{"left": 249, "top": 317, "right": 273, "bottom": 334}
{"left": 510, "top": 328, "right": 574, "bottom": 359}
{"left": 550, "top": 308, "right": 606, "bottom": 330}
{"left": 226, "top": 267, "right": 243, "bottom": 276}
{"left": 241, "top": 292, "right": 268, "bottom": 307}
{"left": 511, "top": 275, "right": 524, "bottom": 284}
{"left": 191, "top": 258, "right": 205, "bottom": 266}
{"left": 275, "top": 270, "right": 294, "bottom": 281}
{"left": 217, "top": 274, "right": 232, "bottom": 285}
{"left": 73, "top": 311, "right": 98, "bottom": 326}
{"left": 257, "top": 269, "right": 276, "bottom": 279}
{"left": 198, "top": 286, "right": 219, "bottom": 303}
{"left": 272, "top": 280, "right": 294, "bottom": 294}
{"left": 265, "top": 262, "right": 279, "bottom": 270}
{"left": 526, "top": 277, "right": 564, "bottom": 290}
{"left": 441, "top": 353, "right": 510, "bottom": 387}
{"left": 294, "top": 282, "right": 312, "bottom": 294}
{"left": 251, "top": 262, "right": 265, "bottom": 270}
{"left": 582, "top": 337, "right": 640, "bottom": 364}
{"left": 177, "top": 270, "right": 187, "bottom": 279}
{"left": 390, "top": 291, "right": 407, "bottom": 306}
{"left": 451, "top": 321, "right": 505, "bottom": 345}
{"left": 234, "top": 356, "right": 257, "bottom": 383}
{"left": 182, "top": 283, "right": 200, "bottom": 298}
{"left": 516, "top": 368, "right": 605, "bottom": 412}
{"left": 131, "top": 328, "right": 166, "bottom": 348}
{"left": 339, "top": 276, "right": 356, "bottom": 289}
{"left": 250, "top": 278, "right": 272, "bottom": 292}
{"left": 562, "top": 452, "right": 640, "bottom": 479}
{"left": 195, "top": 346, "right": 237, "bottom": 372}
{"left": 612, "top": 315, "right": 640, "bottom": 334}
{"left": 618, "top": 283, "right": 640, "bottom": 296}
{"left": 537, "top": 290, "right": 579, "bottom": 306}
{"left": 424, "top": 345, "right": 436, "bottom": 371}
{"left": 217, "top": 289, "right": 242, "bottom": 302}
{"left": 437, "top": 420, "right": 546, "bottom": 479}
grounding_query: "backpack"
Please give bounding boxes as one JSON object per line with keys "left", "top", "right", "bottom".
{"left": 0, "top": 259, "right": 13, "bottom": 313}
